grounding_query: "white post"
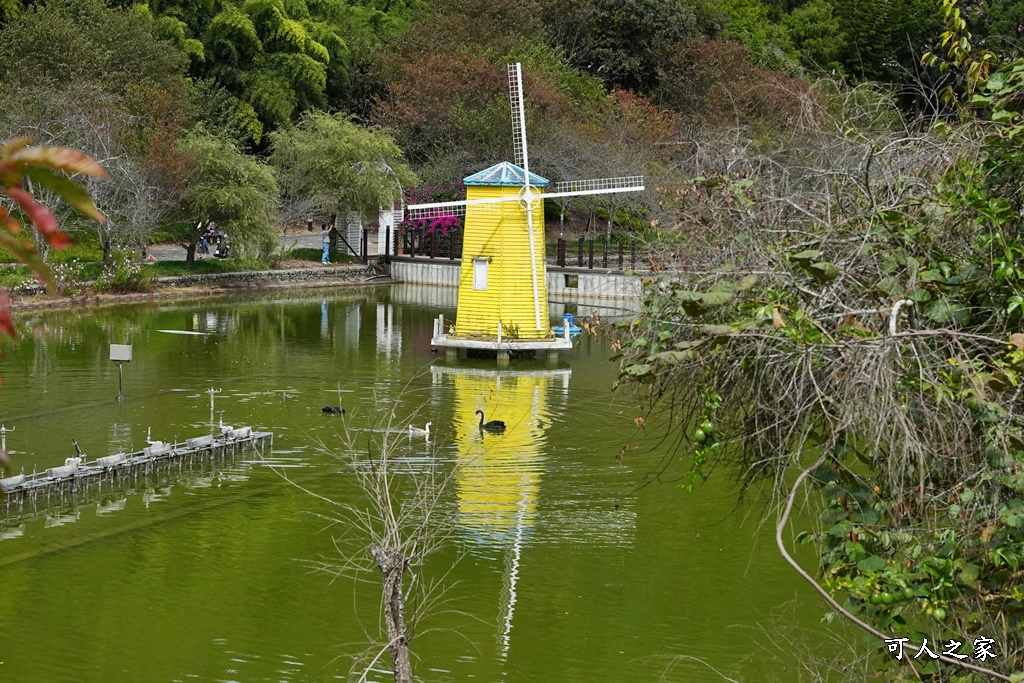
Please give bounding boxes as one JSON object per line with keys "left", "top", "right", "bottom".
{"left": 208, "top": 387, "right": 221, "bottom": 428}
{"left": 0, "top": 425, "right": 12, "bottom": 451}
{"left": 497, "top": 322, "right": 503, "bottom": 345}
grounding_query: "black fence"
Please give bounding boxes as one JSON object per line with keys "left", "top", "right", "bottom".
{"left": 398, "top": 228, "right": 462, "bottom": 260}
{"left": 387, "top": 229, "right": 641, "bottom": 271}
{"left": 554, "top": 236, "right": 637, "bottom": 270}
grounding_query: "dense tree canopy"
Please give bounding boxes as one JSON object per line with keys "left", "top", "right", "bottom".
{"left": 131, "top": 0, "right": 422, "bottom": 142}
{"left": 176, "top": 130, "right": 278, "bottom": 260}
{"left": 0, "top": 0, "right": 187, "bottom": 91}
{"left": 269, "top": 110, "right": 415, "bottom": 219}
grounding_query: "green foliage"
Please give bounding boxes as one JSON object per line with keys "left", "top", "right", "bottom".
{"left": 285, "top": 246, "right": 356, "bottom": 263}
{"left": 269, "top": 110, "right": 415, "bottom": 219}
{"left": 0, "top": 0, "right": 188, "bottom": 91}
{"left": 499, "top": 38, "right": 607, "bottom": 111}
{"left": 94, "top": 249, "right": 153, "bottom": 292}
{"left": 176, "top": 130, "right": 279, "bottom": 260}
{"left": 782, "top": 0, "right": 843, "bottom": 72}
{"left": 581, "top": 0, "right": 702, "bottom": 92}
{"left": 138, "top": 0, "right": 418, "bottom": 140}
{"left": 49, "top": 258, "right": 92, "bottom": 296}
{"left": 830, "top": 0, "right": 942, "bottom": 83}
{"left": 972, "top": 0, "right": 1024, "bottom": 58}
{"left": 147, "top": 258, "right": 257, "bottom": 275}
{"left": 49, "top": 238, "right": 104, "bottom": 264}
{"left": 613, "top": 5, "right": 1024, "bottom": 674}
{"left": 0, "top": 0, "right": 20, "bottom": 25}
{"left": 718, "top": 0, "right": 794, "bottom": 69}
{"left": 681, "top": 386, "right": 723, "bottom": 491}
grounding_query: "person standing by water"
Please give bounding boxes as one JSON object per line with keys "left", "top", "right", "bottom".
{"left": 321, "top": 224, "right": 331, "bottom": 264}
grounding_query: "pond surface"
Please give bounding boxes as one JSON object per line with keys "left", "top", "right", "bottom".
{"left": 0, "top": 285, "right": 842, "bottom": 682}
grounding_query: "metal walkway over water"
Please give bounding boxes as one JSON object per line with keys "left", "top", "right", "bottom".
{"left": 0, "top": 428, "right": 273, "bottom": 515}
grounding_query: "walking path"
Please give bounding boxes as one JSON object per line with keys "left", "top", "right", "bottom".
{"left": 147, "top": 229, "right": 378, "bottom": 262}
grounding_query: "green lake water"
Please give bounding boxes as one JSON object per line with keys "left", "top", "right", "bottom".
{"left": 0, "top": 285, "right": 843, "bottom": 682}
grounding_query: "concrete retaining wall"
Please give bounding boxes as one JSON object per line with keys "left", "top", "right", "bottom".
{"left": 8, "top": 265, "right": 376, "bottom": 311}
{"left": 546, "top": 268, "right": 642, "bottom": 300}
{"left": 153, "top": 265, "right": 366, "bottom": 289}
{"left": 12, "top": 266, "right": 366, "bottom": 298}
{"left": 388, "top": 259, "right": 461, "bottom": 287}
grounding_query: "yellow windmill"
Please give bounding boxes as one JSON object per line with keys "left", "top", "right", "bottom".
{"left": 408, "top": 63, "right": 645, "bottom": 362}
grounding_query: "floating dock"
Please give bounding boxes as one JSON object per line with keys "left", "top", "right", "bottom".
{"left": 430, "top": 314, "right": 572, "bottom": 365}
{"left": 0, "top": 428, "right": 272, "bottom": 513}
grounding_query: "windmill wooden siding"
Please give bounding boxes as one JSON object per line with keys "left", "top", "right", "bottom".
{"left": 454, "top": 164, "right": 551, "bottom": 340}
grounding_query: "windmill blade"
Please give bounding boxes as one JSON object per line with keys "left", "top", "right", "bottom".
{"left": 524, "top": 195, "right": 542, "bottom": 331}
{"left": 508, "top": 62, "right": 541, "bottom": 330}
{"left": 547, "top": 176, "right": 645, "bottom": 200}
{"left": 508, "top": 63, "right": 528, "bottom": 169}
{"left": 406, "top": 197, "right": 505, "bottom": 220}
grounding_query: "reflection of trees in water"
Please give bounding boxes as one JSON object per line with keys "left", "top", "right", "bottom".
{"left": 13, "top": 291, "right": 401, "bottom": 383}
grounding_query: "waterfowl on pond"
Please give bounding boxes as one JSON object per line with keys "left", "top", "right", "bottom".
{"left": 322, "top": 405, "right": 345, "bottom": 414}
{"left": 409, "top": 422, "right": 432, "bottom": 437}
{"left": 475, "top": 410, "right": 506, "bottom": 432}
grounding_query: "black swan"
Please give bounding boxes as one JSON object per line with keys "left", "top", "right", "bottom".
{"left": 475, "top": 410, "right": 506, "bottom": 432}
{"left": 322, "top": 405, "right": 345, "bottom": 414}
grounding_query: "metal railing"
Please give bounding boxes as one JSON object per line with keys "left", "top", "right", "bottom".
{"left": 386, "top": 229, "right": 649, "bottom": 272}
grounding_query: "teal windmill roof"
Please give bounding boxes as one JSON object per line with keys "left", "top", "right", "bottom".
{"left": 463, "top": 161, "right": 549, "bottom": 187}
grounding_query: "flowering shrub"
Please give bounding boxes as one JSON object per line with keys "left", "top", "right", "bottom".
{"left": 397, "top": 181, "right": 464, "bottom": 237}
{"left": 94, "top": 249, "right": 152, "bottom": 293}
{"left": 48, "top": 259, "right": 89, "bottom": 296}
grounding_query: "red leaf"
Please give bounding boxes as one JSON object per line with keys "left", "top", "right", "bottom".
{"left": 1, "top": 187, "right": 70, "bottom": 248}
{"left": 0, "top": 207, "right": 20, "bottom": 234}
{"left": 9, "top": 146, "right": 107, "bottom": 178}
{"left": 0, "top": 137, "right": 34, "bottom": 158}
{"left": 0, "top": 290, "right": 16, "bottom": 339}
{"left": 23, "top": 168, "right": 106, "bottom": 223}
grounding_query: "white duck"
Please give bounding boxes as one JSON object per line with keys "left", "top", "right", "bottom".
{"left": 409, "top": 422, "right": 432, "bottom": 437}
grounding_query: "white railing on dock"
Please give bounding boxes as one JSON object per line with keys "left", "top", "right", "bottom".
{"left": 1, "top": 429, "right": 272, "bottom": 496}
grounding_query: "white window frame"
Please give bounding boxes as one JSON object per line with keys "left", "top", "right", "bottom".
{"left": 473, "top": 258, "right": 489, "bottom": 290}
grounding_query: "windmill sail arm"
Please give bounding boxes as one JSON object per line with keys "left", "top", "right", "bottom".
{"left": 549, "top": 176, "right": 645, "bottom": 195}
{"left": 406, "top": 197, "right": 506, "bottom": 220}
{"left": 508, "top": 64, "right": 527, "bottom": 168}
{"left": 405, "top": 204, "right": 469, "bottom": 219}
{"left": 543, "top": 186, "right": 645, "bottom": 201}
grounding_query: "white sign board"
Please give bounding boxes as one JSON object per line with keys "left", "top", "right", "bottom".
{"left": 109, "top": 344, "right": 133, "bottom": 362}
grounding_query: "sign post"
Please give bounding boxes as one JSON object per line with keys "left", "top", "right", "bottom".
{"left": 109, "top": 344, "right": 132, "bottom": 401}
